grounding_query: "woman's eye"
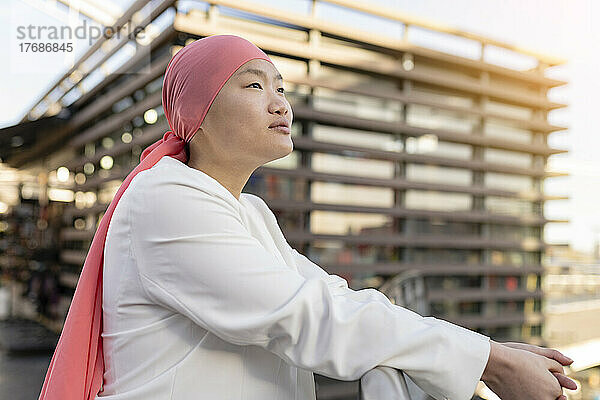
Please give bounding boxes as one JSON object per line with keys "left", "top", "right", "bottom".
{"left": 247, "top": 83, "right": 285, "bottom": 94}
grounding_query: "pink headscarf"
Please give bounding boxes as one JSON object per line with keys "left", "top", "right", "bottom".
{"left": 38, "top": 34, "right": 274, "bottom": 400}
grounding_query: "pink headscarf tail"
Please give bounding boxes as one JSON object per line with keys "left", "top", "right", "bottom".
{"left": 38, "top": 34, "right": 274, "bottom": 400}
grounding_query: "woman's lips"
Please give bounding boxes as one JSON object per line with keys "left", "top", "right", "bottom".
{"left": 269, "top": 125, "right": 290, "bottom": 134}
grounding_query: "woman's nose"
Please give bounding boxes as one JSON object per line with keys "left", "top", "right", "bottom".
{"left": 270, "top": 99, "right": 289, "bottom": 116}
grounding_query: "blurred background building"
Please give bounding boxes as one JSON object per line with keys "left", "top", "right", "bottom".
{"left": 2, "top": 0, "right": 598, "bottom": 399}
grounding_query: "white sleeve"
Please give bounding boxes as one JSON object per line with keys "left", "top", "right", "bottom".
{"left": 359, "top": 366, "right": 413, "bottom": 400}
{"left": 129, "top": 178, "right": 490, "bottom": 400}
{"left": 288, "top": 245, "right": 491, "bottom": 400}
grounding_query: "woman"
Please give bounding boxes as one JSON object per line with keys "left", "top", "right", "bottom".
{"left": 39, "top": 34, "right": 576, "bottom": 400}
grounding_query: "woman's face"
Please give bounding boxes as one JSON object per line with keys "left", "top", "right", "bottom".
{"left": 191, "top": 58, "right": 294, "bottom": 169}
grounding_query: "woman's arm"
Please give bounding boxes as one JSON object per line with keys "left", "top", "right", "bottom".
{"left": 288, "top": 245, "right": 492, "bottom": 399}
{"left": 129, "top": 178, "right": 490, "bottom": 400}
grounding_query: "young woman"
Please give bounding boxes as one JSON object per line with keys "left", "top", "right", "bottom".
{"left": 39, "top": 34, "right": 576, "bottom": 400}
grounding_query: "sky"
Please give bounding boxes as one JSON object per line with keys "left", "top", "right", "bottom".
{"left": 1, "top": 0, "right": 599, "bottom": 252}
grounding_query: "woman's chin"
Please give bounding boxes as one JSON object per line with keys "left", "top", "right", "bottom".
{"left": 275, "top": 135, "right": 294, "bottom": 151}
{"left": 263, "top": 142, "right": 293, "bottom": 164}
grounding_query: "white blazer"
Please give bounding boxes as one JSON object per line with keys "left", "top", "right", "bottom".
{"left": 96, "top": 156, "right": 491, "bottom": 400}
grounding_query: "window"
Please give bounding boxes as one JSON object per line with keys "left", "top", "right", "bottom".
{"left": 483, "top": 148, "right": 532, "bottom": 168}
{"left": 485, "top": 197, "right": 539, "bottom": 216}
{"left": 313, "top": 87, "right": 402, "bottom": 122}
{"left": 410, "top": 249, "right": 480, "bottom": 265}
{"left": 407, "top": 104, "right": 478, "bottom": 134}
{"left": 272, "top": 210, "right": 301, "bottom": 231}
{"left": 311, "top": 182, "right": 395, "bottom": 207}
{"left": 484, "top": 172, "right": 533, "bottom": 192}
{"left": 405, "top": 190, "right": 472, "bottom": 211}
{"left": 406, "top": 164, "right": 472, "bottom": 186}
{"left": 427, "top": 276, "right": 482, "bottom": 290}
{"left": 484, "top": 100, "right": 533, "bottom": 120}
{"left": 490, "top": 300, "right": 525, "bottom": 314}
{"left": 483, "top": 224, "right": 541, "bottom": 240}
{"left": 406, "top": 219, "right": 478, "bottom": 236}
{"left": 112, "top": 96, "right": 134, "bottom": 113}
{"left": 486, "top": 225, "right": 540, "bottom": 241}
{"left": 312, "top": 153, "right": 394, "bottom": 178}
{"left": 313, "top": 125, "right": 402, "bottom": 152}
{"left": 530, "top": 324, "right": 542, "bottom": 336}
{"left": 307, "top": 241, "right": 399, "bottom": 265}
{"left": 481, "top": 325, "right": 521, "bottom": 339}
{"left": 484, "top": 119, "right": 532, "bottom": 143}
{"left": 486, "top": 250, "right": 540, "bottom": 266}
{"left": 406, "top": 139, "right": 472, "bottom": 160}
{"left": 430, "top": 300, "right": 481, "bottom": 318}
{"left": 310, "top": 211, "right": 393, "bottom": 236}
{"left": 412, "top": 84, "right": 475, "bottom": 108}
{"left": 244, "top": 175, "right": 306, "bottom": 202}
{"left": 145, "top": 76, "right": 163, "bottom": 94}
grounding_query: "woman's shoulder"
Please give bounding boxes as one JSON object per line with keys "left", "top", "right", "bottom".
{"left": 126, "top": 157, "right": 245, "bottom": 222}
{"left": 241, "top": 192, "right": 265, "bottom": 207}
{"left": 241, "top": 193, "right": 280, "bottom": 225}
{"left": 241, "top": 192, "right": 271, "bottom": 214}
{"left": 127, "top": 156, "right": 181, "bottom": 188}
{"left": 128, "top": 157, "right": 225, "bottom": 198}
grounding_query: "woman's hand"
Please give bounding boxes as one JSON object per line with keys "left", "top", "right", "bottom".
{"left": 501, "top": 341, "right": 573, "bottom": 365}
{"left": 501, "top": 341, "right": 578, "bottom": 393}
{"left": 482, "top": 341, "right": 577, "bottom": 400}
